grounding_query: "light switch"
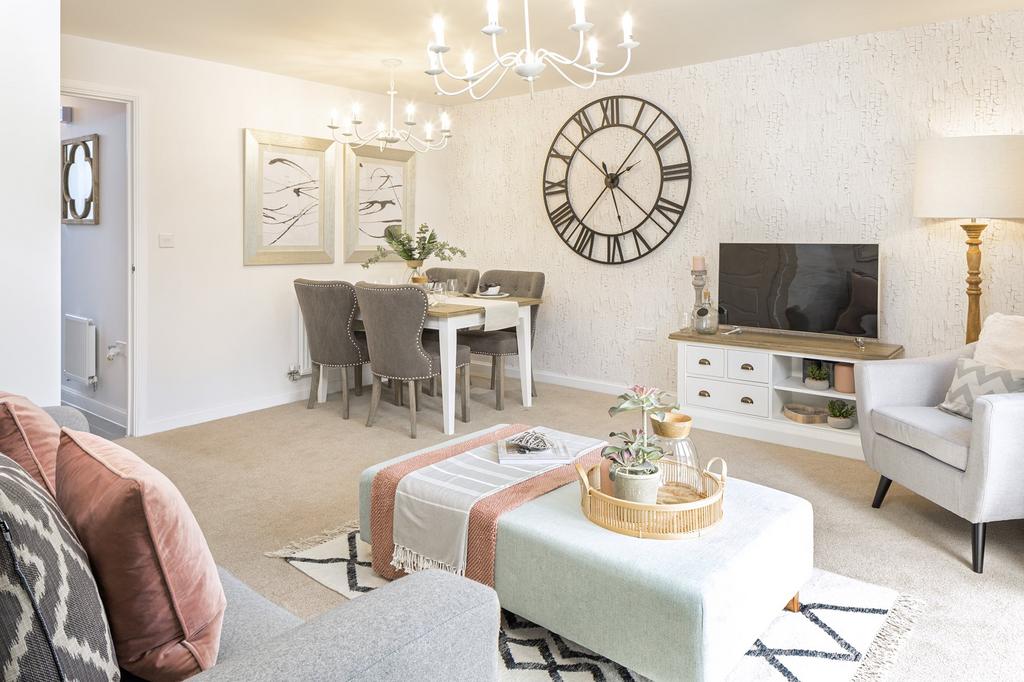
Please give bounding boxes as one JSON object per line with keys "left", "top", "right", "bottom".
{"left": 158, "top": 233, "right": 175, "bottom": 248}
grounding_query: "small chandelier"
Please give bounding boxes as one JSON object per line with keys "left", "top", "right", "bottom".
{"left": 328, "top": 59, "right": 451, "bottom": 152}
{"left": 425, "top": 0, "right": 638, "bottom": 100}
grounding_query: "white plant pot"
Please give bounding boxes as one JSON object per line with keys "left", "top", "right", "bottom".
{"left": 804, "top": 378, "right": 830, "bottom": 391}
{"left": 611, "top": 465, "right": 661, "bottom": 504}
{"left": 827, "top": 416, "right": 854, "bottom": 429}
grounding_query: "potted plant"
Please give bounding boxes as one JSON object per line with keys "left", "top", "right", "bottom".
{"left": 826, "top": 400, "right": 856, "bottom": 429}
{"left": 804, "top": 363, "right": 831, "bottom": 391}
{"left": 603, "top": 385, "right": 676, "bottom": 504}
{"left": 362, "top": 223, "right": 466, "bottom": 283}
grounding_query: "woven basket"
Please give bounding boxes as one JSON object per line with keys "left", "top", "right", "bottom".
{"left": 575, "top": 457, "right": 727, "bottom": 539}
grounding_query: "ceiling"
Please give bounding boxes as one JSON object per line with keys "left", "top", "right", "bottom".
{"left": 62, "top": 0, "right": 1024, "bottom": 103}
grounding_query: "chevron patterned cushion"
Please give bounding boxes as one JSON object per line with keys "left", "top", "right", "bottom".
{"left": 0, "top": 454, "right": 120, "bottom": 681}
{"left": 939, "top": 357, "right": 1024, "bottom": 419}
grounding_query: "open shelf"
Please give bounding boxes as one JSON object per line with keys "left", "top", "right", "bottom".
{"left": 771, "top": 410, "right": 860, "bottom": 436}
{"left": 774, "top": 375, "right": 858, "bottom": 401}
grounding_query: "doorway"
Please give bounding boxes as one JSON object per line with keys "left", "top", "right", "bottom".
{"left": 59, "top": 92, "right": 133, "bottom": 438}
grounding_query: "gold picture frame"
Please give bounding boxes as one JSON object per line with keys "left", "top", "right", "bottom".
{"left": 243, "top": 129, "right": 336, "bottom": 265}
{"left": 343, "top": 144, "right": 416, "bottom": 263}
{"left": 62, "top": 134, "right": 99, "bottom": 225}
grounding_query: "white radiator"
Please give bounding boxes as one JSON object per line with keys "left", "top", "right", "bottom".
{"left": 294, "top": 305, "right": 313, "bottom": 377}
{"left": 64, "top": 314, "right": 97, "bottom": 386}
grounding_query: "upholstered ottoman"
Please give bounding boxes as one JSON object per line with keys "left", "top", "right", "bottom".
{"left": 360, "top": 429, "right": 813, "bottom": 682}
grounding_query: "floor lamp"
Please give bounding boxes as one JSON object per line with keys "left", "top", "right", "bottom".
{"left": 913, "top": 135, "right": 1024, "bottom": 343}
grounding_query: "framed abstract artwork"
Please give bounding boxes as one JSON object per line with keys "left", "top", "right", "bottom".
{"left": 343, "top": 144, "right": 415, "bottom": 263}
{"left": 243, "top": 129, "right": 336, "bottom": 265}
{"left": 62, "top": 134, "right": 99, "bottom": 225}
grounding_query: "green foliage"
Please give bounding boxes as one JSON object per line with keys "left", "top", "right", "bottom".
{"left": 601, "top": 429, "right": 665, "bottom": 472}
{"left": 827, "top": 399, "right": 856, "bottom": 419}
{"left": 608, "top": 385, "right": 677, "bottom": 420}
{"left": 805, "top": 364, "right": 830, "bottom": 382}
{"left": 362, "top": 223, "right": 467, "bottom": 268}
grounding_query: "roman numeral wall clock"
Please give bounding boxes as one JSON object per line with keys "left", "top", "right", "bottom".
{"left": 543, "top": 96, "right": 692, "bottom": 264}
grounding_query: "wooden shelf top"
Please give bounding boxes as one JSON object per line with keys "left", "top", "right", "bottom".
{"left": 667, "top": 328, "right": 903, "bottom": 361}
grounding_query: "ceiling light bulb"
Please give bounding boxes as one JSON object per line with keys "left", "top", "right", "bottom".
{"left": 487, "top": 0, "right": 499, "bottom": 27}
{"left": 574, "top": 0, "right": 586, "bottom": 26}
{"left": 405, "top": 103, "right": 416, "bottom": 124}
{"left": 464, "top": 51, "right": 475, "bottom": 79}
{"left": 621, "top": 12, "right": 633, "bottom": 42}
{"left": 440, "top": 112, "right": 451, "bottom": 132}
{"left": 432, "top": 15, "right": 446, "bottom": 47}
{"left": 329, "top": 109, "right": 338, "bottom": 127}
{"left": 351, "top": 102, "right": 362, "bottom": 123}
{"left": 376, "top": 121, "right": 386, "bottom": 134}
{"left": 587, "top": 37, "right": 598, "bottom": 65}
{"left": 424, "top": 121, "right": 434, "bottom": 141}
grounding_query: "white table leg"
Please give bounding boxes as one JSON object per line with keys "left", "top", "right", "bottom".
{"left": 438, "top": 318, "right": 458, "bottom": 435}
{"left": 517, "top": 307, "right": 533, "bottom": 408}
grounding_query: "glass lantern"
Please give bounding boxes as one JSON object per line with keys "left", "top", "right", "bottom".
{"left": 654, "top": 434, "right": 700, "bottom": 470}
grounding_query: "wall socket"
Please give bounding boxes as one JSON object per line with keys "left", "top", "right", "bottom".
{"left": 635, "top": 326, "right": 657, "bottom": 342}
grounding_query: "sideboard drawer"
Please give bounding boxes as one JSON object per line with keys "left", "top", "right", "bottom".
{"left": 685, "top": 345, "right": 725, "bottom": 378}
{"left": 727, "top": 349, "right": 769, "bottom": 383}
{"left": 685, "top": 378, "right": 770, "bottom": 418}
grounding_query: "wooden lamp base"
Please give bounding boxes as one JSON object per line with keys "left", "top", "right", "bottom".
{"left": 962, "top": 222, "right": 987, "bottom": 344}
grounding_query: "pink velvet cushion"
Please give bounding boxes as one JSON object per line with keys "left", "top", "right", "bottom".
{"left": 0, "top": 391, "right": 59, "bottom": 495}
{"left": 56, "top": 429, "right": 225, "bottom": 681}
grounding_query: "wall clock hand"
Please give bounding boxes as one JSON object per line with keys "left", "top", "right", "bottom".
{"left": 614, "top": 115, "right": 662, "bottom": 175}
{"left": 609, "top": 188, "right": 624, "bottom": 230}
{"left": 579, "top": 186, "right": 609, "bottom": 223}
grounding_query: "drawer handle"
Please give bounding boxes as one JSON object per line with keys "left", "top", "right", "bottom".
{"left": 740, "top": 363, "right": 754, "bottom": 371}
{"left": 740, "top": 396, "right": 754, "bottom": 404}
{"left": 698, "top": 358, "right": 712, "bottom": 366}
{"left": 698, "top": 390, "right": 711, "bottom": 398}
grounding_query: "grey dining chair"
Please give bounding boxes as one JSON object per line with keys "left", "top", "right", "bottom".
{"left": 355, "top": 282, "right": 471, "bottom": 437}
{"left": 293, "top": 279, "right": 368, "bottom": 419}
{"left": 425, "top": 267, "right": 480, "bottom": 294}
{"left": 461, "top": 269, "right": 545, "bottom": 410}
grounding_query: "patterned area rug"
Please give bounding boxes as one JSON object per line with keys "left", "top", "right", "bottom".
{"left": 268, "top": 527, "right": 922, "bottom": 682}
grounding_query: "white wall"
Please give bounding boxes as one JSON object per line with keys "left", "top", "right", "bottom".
{"left": 61, "top": 35, "right": 450, "bottom": 434}
{"left": 60, "top": 95, "right": 129, "bottom": 427}
{"left": 0, "top": 0, "right": 61, "bottom": 404}
{"left": 446, "top": 11, "right": 1024, "bottom": 393}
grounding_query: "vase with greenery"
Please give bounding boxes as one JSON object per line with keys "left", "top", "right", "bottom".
{"left": 602, "top": 385, "right": 677, "bottom": 504}
{"left": 804, "top": 363, "right": 831, "bottom": 391}
{"left": 826, "top": 399, "right": 856, "bottom": 429}
{"left": 362, "top": 223, "right": 467, "bottom": 282}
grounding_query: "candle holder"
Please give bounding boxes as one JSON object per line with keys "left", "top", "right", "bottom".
{"left": 690, "top": 269, "right": 707, "bottom": 332}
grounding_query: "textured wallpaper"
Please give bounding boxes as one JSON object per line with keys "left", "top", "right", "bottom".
{"left": 445, "top": 11, "right": 1024, "bottom": 391}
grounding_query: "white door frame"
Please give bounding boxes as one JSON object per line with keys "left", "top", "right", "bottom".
{"left": 60, "top": 80, "right": 146, "bottom": 436}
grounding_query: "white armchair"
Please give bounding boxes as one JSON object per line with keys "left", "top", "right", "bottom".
{"left": 856, "top": 344, "right": 1024, "bottom": 573}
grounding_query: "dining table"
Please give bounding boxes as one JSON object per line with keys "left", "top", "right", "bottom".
{"left": 426, "top": 295, "right": 542, "bottom": 434}
{"left": 325, "top": 294, "right": 543, "bottom": 434}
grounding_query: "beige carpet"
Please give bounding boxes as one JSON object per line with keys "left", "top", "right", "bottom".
{"left": 121, "top": 377, "right": 1024, "bottom": 681}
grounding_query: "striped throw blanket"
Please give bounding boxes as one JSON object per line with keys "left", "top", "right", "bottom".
{"left": 370, "top": 425, "right": 605, "bottom": 586}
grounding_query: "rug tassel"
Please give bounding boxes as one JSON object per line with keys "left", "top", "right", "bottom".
{"left": 851, "top": 594, "right": 926, "bottom": 682}
{"left": 264, "top": 520, "right": 361, "bottom": 558}
{"left": 391, "top": 543, "right": 465, "bottom": 576}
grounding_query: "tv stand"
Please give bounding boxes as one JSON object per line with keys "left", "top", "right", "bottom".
{"left": 667, "top": 329, "right": 904, "bottom": 459}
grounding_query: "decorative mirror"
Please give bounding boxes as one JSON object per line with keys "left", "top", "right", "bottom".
{"left": 62, "top": 134, "right": 99, "bottom": 224}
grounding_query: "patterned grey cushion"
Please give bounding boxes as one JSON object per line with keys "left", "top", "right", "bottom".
{"left": 0, "top": 454, "right": 120, "bottom": 681}
{"left": 940, "top": 357, "right": 1024, "bottom": 419}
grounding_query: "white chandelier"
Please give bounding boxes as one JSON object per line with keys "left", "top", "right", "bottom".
{"left": 328, "top": 58, "right": 451, "bottom": 152}
{"left": 425, "top": 0, "right": 638, "bottom": 100}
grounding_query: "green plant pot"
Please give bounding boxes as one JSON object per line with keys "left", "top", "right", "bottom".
{"left": 611, "top": 465, "right": 661, "bottom": 504}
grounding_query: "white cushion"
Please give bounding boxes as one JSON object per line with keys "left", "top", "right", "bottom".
{"left": 872, "top": 405, "right": 972, "bottom": 471}
{"left": 974, "top": 313, "right": 1024, "bottom": 370}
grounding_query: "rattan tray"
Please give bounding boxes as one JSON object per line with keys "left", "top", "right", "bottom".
{"left": 575, "top": 457, "right": 727, "bottom": 539}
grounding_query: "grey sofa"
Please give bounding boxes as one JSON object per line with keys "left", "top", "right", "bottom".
{"left": 46, "top": 407, "right": 501, "bottom": 681}
{"left": 855, "top": 345, "right": 1024, "bottom": 573}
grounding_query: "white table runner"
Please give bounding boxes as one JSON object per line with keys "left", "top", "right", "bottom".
{"left": 391, "top": 426, "right": 605, "bottom": 576}
{"left": 435, "top": 295, "right": 519, "bottom": 331}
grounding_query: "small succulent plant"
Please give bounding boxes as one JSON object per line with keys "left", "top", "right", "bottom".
{"left": 805, "top": 364, "right": 830, "bottom": 382}
{"left": 827, "top": 400, "right": 856, "bottom": 419}
{"left": 601, "top": 385, "right": 677, "bottom": 474}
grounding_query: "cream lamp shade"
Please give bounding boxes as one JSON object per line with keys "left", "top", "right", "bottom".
{"left": 913, "top": 135, "right": 1024, "bottom": 219}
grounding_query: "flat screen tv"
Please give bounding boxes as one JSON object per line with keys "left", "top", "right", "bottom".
{"left": 718, "top": 243, "right": 880, "bottom": 338}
